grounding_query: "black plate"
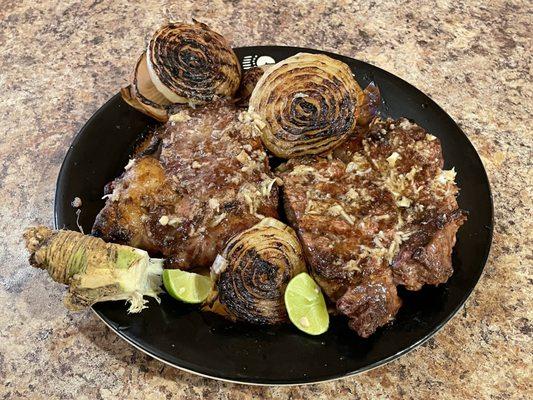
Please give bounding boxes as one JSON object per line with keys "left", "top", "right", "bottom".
{"left": 54, "top": 46, "right": 493, "bottom": 385}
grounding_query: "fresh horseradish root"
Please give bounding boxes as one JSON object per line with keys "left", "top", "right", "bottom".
{"left": 24, "top": 226, "right": 163, "bottom": 312}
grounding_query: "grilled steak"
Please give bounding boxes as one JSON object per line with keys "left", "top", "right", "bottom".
{"left": 92, "top": 101, "right": 280, "bottom": 269}
{"left": 279, "top": 118, "right": 466, "bottom": 337}
{"left": 361, "top": 118, "right": 467, "bottom": 290}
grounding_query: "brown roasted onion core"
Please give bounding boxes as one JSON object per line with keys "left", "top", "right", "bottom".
{"left": 146, "top": 21, "right": 241, "bottom": 104}
{"left": 235, "top": 67, "right": 265, "bottom": 107}
{"left": 356, "top": 82, "right": 381, "bottom": 127}
{"left": 210, "top": 218, "right": 306, "bottom": 324}
{"left": 248, "top": 53, "right": 363, "bottom": 158}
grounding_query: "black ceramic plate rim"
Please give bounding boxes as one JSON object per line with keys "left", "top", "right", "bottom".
{"left": 54, "top": 46, "right": 493, "bottom": 386}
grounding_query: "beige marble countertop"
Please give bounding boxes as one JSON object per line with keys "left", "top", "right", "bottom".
{"left": 1, "top": 0, "right": 531, "bottom": 398}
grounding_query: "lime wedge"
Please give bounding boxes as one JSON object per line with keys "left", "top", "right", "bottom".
{"left": 284, "top": 272, "right": 329, "bottom": 335}
{"left": 162, "top": 269, "right": 211, "bottom": 304}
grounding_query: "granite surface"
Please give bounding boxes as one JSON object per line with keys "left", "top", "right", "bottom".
{"left": 0, "top": 0, "right": 531, "bottom": 398}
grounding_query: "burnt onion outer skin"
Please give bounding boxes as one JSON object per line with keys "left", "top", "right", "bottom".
{"left": 120, "top": 52, "right": 173, "bottom": 122}
{"left": 248, "top": 53, "right": 363, "bottom": 158}
{"left": 209, "top": 218, "right": 306, "bottom": 325}
{"left": 146, "top": 20, "right": 241, "bottom": 105}
{"left": 120, "top": 85, "right": 168, "bottom": 122}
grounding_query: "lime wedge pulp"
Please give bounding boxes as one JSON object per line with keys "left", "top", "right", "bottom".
{"left": 284, "top": 272, "right": 329, "bottom": 335}
{"left": 162, "top": 269, "right": 211, "bottom": 304}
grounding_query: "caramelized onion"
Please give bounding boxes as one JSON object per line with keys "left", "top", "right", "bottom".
{"left": 235, "top": 67, "right": 265, "bottom": 107}
{"left": 208, "top": 218, "right": 306, "bottom": 324}
{"left": 356, "top": 82, "right": 381, "bottom": 127}
{"left": 146, "top": 21, "right": 241, "bottom": 105}
{"left": 248, "top": 53, "right": 363, "bottom": 158}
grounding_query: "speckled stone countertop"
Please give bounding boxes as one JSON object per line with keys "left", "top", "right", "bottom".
{"left": 1, "top": 0, "right": 531, "bottom": 398}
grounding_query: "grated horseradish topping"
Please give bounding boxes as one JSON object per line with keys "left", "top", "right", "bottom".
{"left": 208, "top": 198, "right": 220, "bottom": 211}
{"left": 169, "top": 111, "right": 191, "bottom": 123}
{"left": 386, "top": 151, "right": 401, "bottom": 166}
{"left": 328, "top": 204, "right": 355, "bottom": 225}
{"left": 210, "top": 212, "right": 227, "bottom": 227}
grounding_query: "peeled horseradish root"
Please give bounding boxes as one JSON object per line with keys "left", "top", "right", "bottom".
{"left": 24, "top": 226, "right": 163, "bottom": 312}
{"left": 248, "top": 53, "right": 364, "bottom": 158}
{"left": 206, "top": 218, "right": 307, "bottom": 324}
{"left": 121, "top": 20, "right": 242, "bottom": 121}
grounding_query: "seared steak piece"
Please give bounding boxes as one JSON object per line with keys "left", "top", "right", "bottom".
{"left": 392, "top": 209, "right": 466, "bottom": 290}
{"left": 279, "top": 118, "right": 465, "bottom": 337}
{"left": 361, "top": 118, "right": 467, "bottom": 290}
{"left": 279, "top": 154, "right": 402, "bottom": 337}
{"left": 336, "top": 271, "right": 401, "bottom": 337}
{"left": 92, "top": 101, "right": 280, "bottom": 269}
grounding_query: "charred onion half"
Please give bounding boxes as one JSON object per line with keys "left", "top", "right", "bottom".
{"left": 146, "top": 21, "right": 241, "bottom": 105}
{"left": 248, "top": 53, "right": 363, "bottom": 158}
{"left": 207, "top": 218, "right": 306, "bottom": 324}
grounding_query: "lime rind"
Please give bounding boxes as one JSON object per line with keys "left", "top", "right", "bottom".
{"left": 284, "top": 272, "right": 329, "bottom": 335}
{"left": 162, "top": 269, "right": 211, "bottom": 304}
